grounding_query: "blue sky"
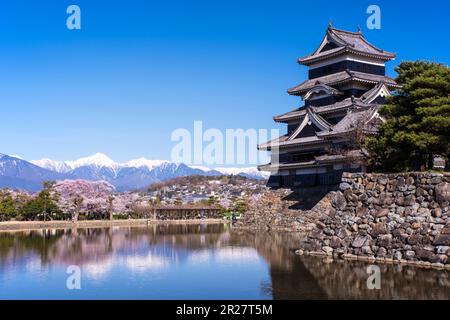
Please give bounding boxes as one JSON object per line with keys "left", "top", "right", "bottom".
{"left": 0, "top": 0, "right": 448, "bottom": 163}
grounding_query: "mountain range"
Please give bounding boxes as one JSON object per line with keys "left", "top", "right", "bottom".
{"left": 0, "top": 153, "right": 269, "bottom": 192}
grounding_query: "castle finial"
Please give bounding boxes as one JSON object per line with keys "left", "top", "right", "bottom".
{"left": 357, "top": 25, "right": 362, "bottom": 33}
{"left": 328, "top": 20, "right": 333, "bottom": 28}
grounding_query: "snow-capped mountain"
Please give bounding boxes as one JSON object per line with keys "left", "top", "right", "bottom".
{"left": 190, "top": 166, "right": 269, "bottom": 179}
{"left": 31, "top": 153, "right": 119, "bottom": 173}
{"left": 123, "top": 158, "right": 168, "bottom": 170}
{"left": 0, "top": 154, "right": 66, "bottom": 191}
{"left": 1, "top": 153, "right": 268, "bottom": 191}
{"left": 66, "top": 153, "right": 119, "bottom": 171}
{"left": 31, "top": 153, "right": 167, "bottom": 174}
{"left": 213, "top": 167, "right": 269, "bottom": 179}
{"left": 30, "top": 153, "right": 269, "bottom": 179}
{"left": 30, "top": 158, "right": 72, "bottom": 173}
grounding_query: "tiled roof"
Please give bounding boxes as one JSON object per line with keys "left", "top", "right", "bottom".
{"left": 262, "top": 104, "right": 381, "bottom": 148}
{"left": 273, "top": 108, "right": 307, "bottom": 122}
{"left": 274, "top": 97, "right": 363, "bottom": 122}
{"left": 360, "top": 82, "right": 383, "bottom": 100}
{"left": 331, "top": 28, "right": 390, "bottom": 55}
{"left": 258, "top": 160, "right": 317, "bottom": 171}
{"left": 257, "top": 135, "right": 289, "bottom": 150}
{"left": 315, "top": 149, "right": 364, "bottom": 163}
{"left": 317, "top": 106, "right": 380, "bottom": 137}
{"left": 264, "top": 92, "right": 385, "bottom": 149}
{"left": 304, "top": 82, "right": 344, "bottom": 99}
{"left": 257, "top": 134, "right": 324, "bottom": 150}
{"left": 258, "top": 149, "right": 365, "bottom": 171}
{"left": 298, "top": 26, "right": 396, "bottom": 65}
{"left": 282, "top": 135, "right": 323, "bottom": 145}
{"left": 288, "top": 70, "right": 399, "bottom": 96}
{"left": 287, "top": 108, "right": 332, "bottom": 141}
{"left": 311, "top": 98, "right": 362, "bottom": 114}
{"left": 307, "top": 108, "right": 333, "bottom": 130}
{"left": 360, "top": 81, "right": 395, "bottom": 103}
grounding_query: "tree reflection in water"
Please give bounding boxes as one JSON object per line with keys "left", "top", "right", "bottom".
{"left": 0, "top": 224, "right": 449, "bottom": 299}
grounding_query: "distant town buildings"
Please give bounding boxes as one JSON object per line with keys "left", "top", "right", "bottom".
{"left": 148, "top": 176, "right": 267, "bottom": 208}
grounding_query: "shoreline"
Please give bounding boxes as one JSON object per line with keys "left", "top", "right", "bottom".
{"left": 295, "top": 250, "right": 450, "bottom": 271}
{"left": 0, "top": 218, "right": 226, "bottom": 232}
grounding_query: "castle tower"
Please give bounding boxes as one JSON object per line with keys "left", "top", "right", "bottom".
{"left": 259, "top": 25, "right": 398, "bottom": 188}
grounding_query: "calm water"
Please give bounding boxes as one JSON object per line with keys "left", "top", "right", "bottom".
{"left": 0, "top": 224, "right": 449, "bottom": 300}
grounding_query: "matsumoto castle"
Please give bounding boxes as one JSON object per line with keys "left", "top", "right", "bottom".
{"left": 259, "top": 24, "right": 399, "bottom": 189}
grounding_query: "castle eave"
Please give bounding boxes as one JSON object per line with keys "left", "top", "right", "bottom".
{"left": 287, "top": 71, "right": 399, "bottom": 96}
{"left": 298, "top": 47, "right": 396, "bottom": 66}
{"left": 258, "top": 160, "right": 318, "bottom": 171}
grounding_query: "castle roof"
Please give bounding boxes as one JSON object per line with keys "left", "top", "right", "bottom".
{"left": 273, "top": 96, "right": 374, "bottom": 122}
{"left": 360, "top": 81, "right": 393, "bottom": 103}
{"left": 317, "top": 106, "right": 381, "bottom": 138}
{"left": 260, "top": 103, "right": 382, "bottom": 150}
{"left": 258, "top": 149, "right": 365, "bottom": 171}
{"left": 287, "top": 70, "right": 399, "bottom": 96}
{"left": 298, "top": 26, "right": 396, "bottom": 65}
{"left": 303, "top": 82, "right": 344, "bottom": 100}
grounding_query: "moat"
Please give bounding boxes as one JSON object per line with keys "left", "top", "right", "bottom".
{"left": 0, "top": 223, "right": 449, "bottom": 299}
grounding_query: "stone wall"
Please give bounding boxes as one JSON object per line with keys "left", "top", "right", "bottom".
{"left": 235, "top": 188, "right": 329, "bottom": 232}
{"left": 300, "top": 172, "right": 450, "bottom": 268}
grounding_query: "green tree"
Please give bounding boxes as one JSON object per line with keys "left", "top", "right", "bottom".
{"left": 0, "top": 190, "right": 16, "bottom": 221}
{"left": 13, "top": 193, "right": 31, "bottom": 220}
{"left": 19, "top": 199, "right": 44, "bottom": 221}
{"left": 231, "top": 197, "right": 249, "bottom": 215}
{"left": 40, "top": 181, "right": 62, "bottom": 221}
{"left": 207, "top": 195, "right": 218, "bottom": 206}
{"left": 367, "top": 61, "right": 450, "bottom": 171}
{"left": 19, "top": 181, "right": 62, "bottom": 221}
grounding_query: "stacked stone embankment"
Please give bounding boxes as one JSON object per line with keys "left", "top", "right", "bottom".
{"left": 299, "top": 172, "right": 450, "bottom": 269}
{"left": 235, "top": 189, "right": 328, "bottom": 232}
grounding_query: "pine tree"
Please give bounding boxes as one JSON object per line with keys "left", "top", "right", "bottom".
{"left": 367, "top": 61, "right": 450, "bottom": 171}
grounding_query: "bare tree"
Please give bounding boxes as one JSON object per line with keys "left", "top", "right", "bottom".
{"left": 149, "top": 195, "right": 161, "bottom": 220}
{"left": 71, "top": 195, "right": 84, "bottom": 223}
{"left": 329, "top": 109, "right": 381, "bottom": 169}
{"left": 107, "top": 195, "right": 115, "bottom": 220}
